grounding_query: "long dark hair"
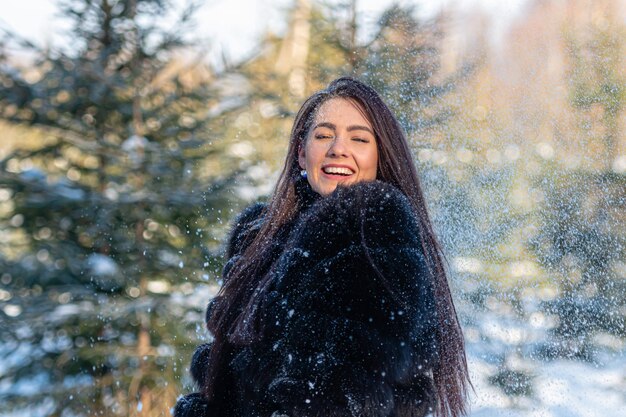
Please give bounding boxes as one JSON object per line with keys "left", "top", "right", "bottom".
{"left": 205, "top": 77, "right": 470, "bottom": 417}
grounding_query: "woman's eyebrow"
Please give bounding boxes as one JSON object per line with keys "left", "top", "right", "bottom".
{"left": 313, "top": 122, "right": 336, "bottom": 130}
{"left": 314, "top": 122, "right": 374, "bottom": 135}
{"left": 347, "top": 125, "right": 374, "bottom": 135}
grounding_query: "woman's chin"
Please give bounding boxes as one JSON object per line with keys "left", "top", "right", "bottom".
{"left": 318, "top": 180, "right": 359, "bottom": 195}
{"left": 313, "top": 183, "right": 338, "bottom": 196}
{"left": 318, "top": 186, "right": 336, "bottom": 196}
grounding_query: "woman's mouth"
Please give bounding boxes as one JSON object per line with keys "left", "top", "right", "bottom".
{"left": 321, "top": 166, "right": 355, "bottom": 180}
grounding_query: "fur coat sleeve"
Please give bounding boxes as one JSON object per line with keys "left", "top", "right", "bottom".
{"left": 202, "top": 202, "right": 266, "bottom": 325}
{"left": 262, "top": 180, "right": 438, "bottom": 417}
{"left": 222, "top": 202, "right": 267, "bottom": 278}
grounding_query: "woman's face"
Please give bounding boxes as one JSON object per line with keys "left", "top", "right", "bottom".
{"left": 298, "top": 98, "right": 379, "bottom": 196}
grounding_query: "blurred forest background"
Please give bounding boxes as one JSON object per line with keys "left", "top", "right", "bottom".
{"left": 0, "top": 0, "right": 625, "bottom": 416}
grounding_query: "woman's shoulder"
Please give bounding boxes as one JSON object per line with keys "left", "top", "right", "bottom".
{"left": 225, "top": 180, "right": 418, "bottom": 258}
{"left": 225, "top": 201, "right": 267, "bottom": 259}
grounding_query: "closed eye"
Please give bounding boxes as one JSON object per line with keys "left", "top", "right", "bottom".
{"left": 315, "top": 135, "right": 333, "bottom": 139}
{"left": 353, "top": 138, "right": 369, "bottom": 143}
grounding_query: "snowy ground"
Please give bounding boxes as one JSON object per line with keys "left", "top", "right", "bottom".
{"left": 460, "top": 290, "right": 626, "bottom": 417}
{"left": 467, "top": 351, "right": 626, "bottom": 417}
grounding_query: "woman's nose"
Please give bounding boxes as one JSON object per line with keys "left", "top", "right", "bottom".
{"left": 327, "top": 135, "right": 349, "bottom": 157}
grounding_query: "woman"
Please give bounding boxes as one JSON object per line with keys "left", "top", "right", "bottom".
{"left": 175, "top": 77, "right": 470, "bottom": 417}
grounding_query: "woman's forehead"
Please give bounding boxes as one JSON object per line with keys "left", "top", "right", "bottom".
{"left": 312, "top": 97, "right": 372, "bottom": 126}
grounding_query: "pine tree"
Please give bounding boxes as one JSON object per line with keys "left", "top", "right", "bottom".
{"left": 0, "top": 1, "right": 246, "bottom": 415}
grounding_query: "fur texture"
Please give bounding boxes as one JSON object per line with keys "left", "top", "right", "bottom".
{"left": 176, "top": 180, "right": 438, "bottom": 417}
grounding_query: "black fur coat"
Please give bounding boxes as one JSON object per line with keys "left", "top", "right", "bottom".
{"left": 175, "top": 178, "right": 439, "bottom": 417}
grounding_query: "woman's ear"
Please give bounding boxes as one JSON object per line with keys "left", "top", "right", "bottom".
{"left": 298, "top": 144, "right": 306, "bottom": 170}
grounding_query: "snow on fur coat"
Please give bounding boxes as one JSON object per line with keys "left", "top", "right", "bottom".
{"left": 175, "top": 178, "right": 439, "bottom": 417}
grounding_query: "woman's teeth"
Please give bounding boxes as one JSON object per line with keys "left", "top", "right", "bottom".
{"left": 322, "top": 167, "right": 354, "bottom": 176}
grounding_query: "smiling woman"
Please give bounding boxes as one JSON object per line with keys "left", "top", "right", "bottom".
{"left": 299, "top": 98, "right": 379, "bottom": 195}
{"left": 175, "top": 77, "right": 471, "bottom": 417}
